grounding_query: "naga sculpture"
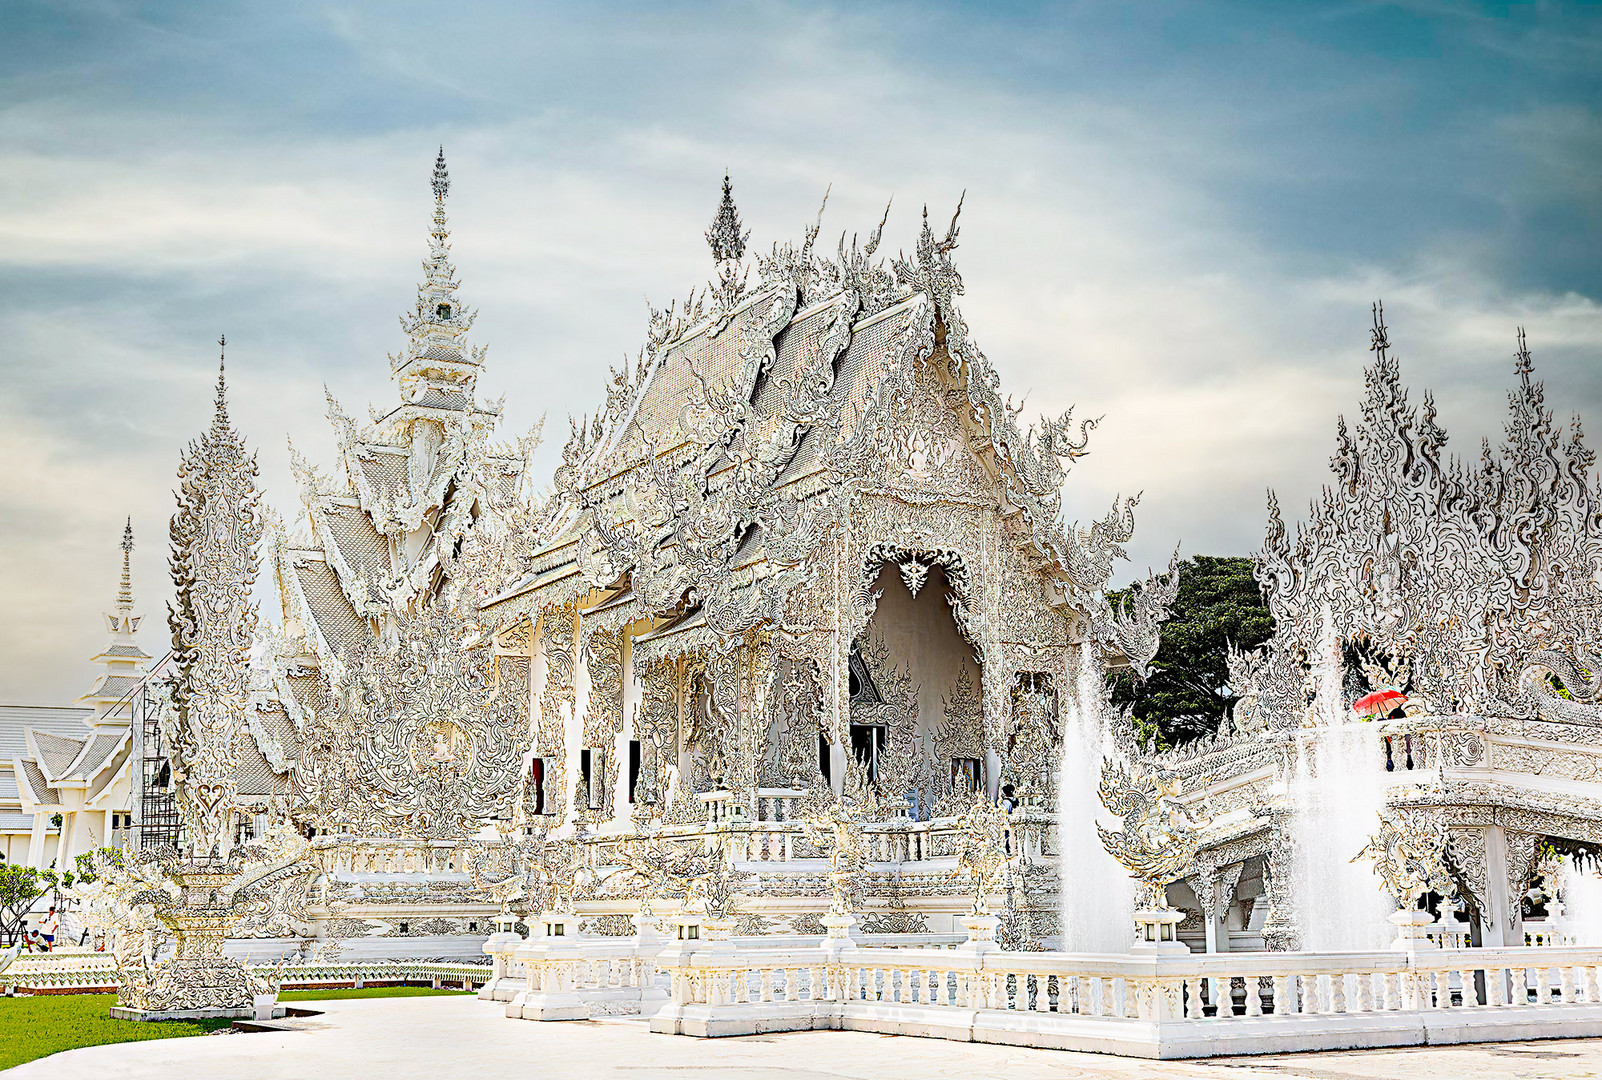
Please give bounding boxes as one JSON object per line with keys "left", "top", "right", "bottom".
{"left": 1096, "top": 757, "right": 1204, "bottom": 909}
{"left": 1353, "top": 812, "right": 1457, "bottom": 908}
{"left": 1521, "top": 649, "right": 1602, "bottom": 726}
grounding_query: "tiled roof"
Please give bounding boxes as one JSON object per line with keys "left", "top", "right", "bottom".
{"left": 31, "top": 731, "right": 85, "bottom": 780}
{"left": 294, "top": 559, "right": 369, "bottom": 652}
{"left": 0, "top": 705, "right": 89, "bottom": 760}
{"left": 320, "top": 503, "right": 390, "bottom": 587}
{"left": 64, "top": 732, "right": 126, "bottom": 782}
{"left": 614, "top": 294, "right": 771, "bottom": 460}
{"left": 84, "top": 673, "right": 141, "bottom": 700}
{"left": 15, "top": 757, "right": 53, "bottom": 805}
{"left": 359, "top": 451, "right": 409, "bottom": 505}
{"left": 235, "top": 732, "right": 289, "bottom": 797}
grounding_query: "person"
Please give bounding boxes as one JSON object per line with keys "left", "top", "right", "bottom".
{"left": 999, "top": 784, "right": 1018, "bottom": 854}
{"left": 38, "top": 907, "right": 59, "bottom": 952}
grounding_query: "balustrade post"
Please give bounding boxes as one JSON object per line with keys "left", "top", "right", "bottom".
{"left": 1246, "top": 976, "right": 1263, "bottom": 1016}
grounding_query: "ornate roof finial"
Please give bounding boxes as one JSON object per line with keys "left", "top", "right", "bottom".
{"left": 117, "top": 517, "right": 135, "bottom": 610}
{"left": 1369, "top": 301, "right": 1390, "bottom": 360}
{"left": 1515, "top": 326, "right": 1533, "bottom": 376}
{"left": 706, "top": 171, "right": 748, "bottom": 264}
{"left": 212, "top": 334, "right": 231, "bottom": 436}
{"left": 387, "top": 147, "right": 482, "bottom": 391}
{"left": 432, "top": 146, "right": 450, "bottom": 203}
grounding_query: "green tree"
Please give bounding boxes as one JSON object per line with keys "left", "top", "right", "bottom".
{"left": 1109, "top": 555, "right": 1274, "bottom": 746}
{"left": 0, "top": 864, "right": 51, "bottom": 946}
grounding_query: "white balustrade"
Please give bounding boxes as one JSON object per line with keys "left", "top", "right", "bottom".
{"left": 638, "top": 942, "right": 1602, "bottom": 1056}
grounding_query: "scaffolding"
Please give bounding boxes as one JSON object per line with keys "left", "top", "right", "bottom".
{"left": 130, "top": 654, "right": 181, "bottom": 851}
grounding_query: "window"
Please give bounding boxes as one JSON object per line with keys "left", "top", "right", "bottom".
{"left": 627, "top": 740, "right": 642, "bottom": 803}
{"left": 951, "top": 757, "right": 983, "bottom": 793}
{"left": 849, "top": 723, "right": 887, "bottom": 782}
{"left": 580, "top": 748, "right": 606, "bottom": 810}
{"left": 528, "top": 758, "right": 546, "bottom": 815}
{"left": 436, "top": 303, "right": 451, "bottom": 319}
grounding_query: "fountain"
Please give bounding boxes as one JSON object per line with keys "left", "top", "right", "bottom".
{"left": 1289, "top": 612, "right": 1394, "bottom": 950}
{"left": 1059, "top": 643, "right": 1137, "bottom": 951}
{"left": 1564, "top": 863, "right": 1602, "bottom": 945}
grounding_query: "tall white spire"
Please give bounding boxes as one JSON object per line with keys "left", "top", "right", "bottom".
{"left": 81, "top": 517, "right": 150, "bottom": 724}
{"left": 390, "top": 147, "right": 483, "bottom": 404}
{"left": 168, "top": 336, "right": 261, "bottom": 856}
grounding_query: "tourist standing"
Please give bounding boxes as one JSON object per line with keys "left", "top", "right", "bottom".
{"left": 38, "top": 907, "right": 58, "bottom": 952}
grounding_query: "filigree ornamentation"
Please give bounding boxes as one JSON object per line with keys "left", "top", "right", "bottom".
{"left": 168, "top": 354, "right": 262, "bottom": 858}
{"left": 1354, "top": 812, "right": 1456, "bottom": 907}
{"left": 1097, "top": 758, "right": 1205, "bottom": 908}
{"left": 297, "top": 608, "right": 529, "bottom": 838}
{"left": 953, "top": 794, "right": 1013, "bottom": 916}
{"left": 1256, "top": 311, "right": 1602, "bottom": 727}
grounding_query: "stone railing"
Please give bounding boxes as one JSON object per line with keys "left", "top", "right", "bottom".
{"left": 264, "top": 959, "right": 490, "bottom": 990}
{"left": 0, "top": 952, "right": 120, "bottom": 992}
{"left": 499, "top": 913, "right": 668, "bottom": 1020}
{"left": 642, "top": 943, "right": 1602, "bottom": 1058}
{"left": 2, "top": 954, "right": 491, "bottom": 995}
{"left": 315, "top": 838, "right": 464, "bottom": 876}
{"left": 1422, "top": 923, "right": 1576, "bottom": 949}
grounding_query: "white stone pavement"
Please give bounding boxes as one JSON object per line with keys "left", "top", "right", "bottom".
{"left": 8, "top": 995, "right": 1602, "bottom": 1080}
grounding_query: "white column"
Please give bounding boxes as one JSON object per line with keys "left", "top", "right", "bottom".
{"left": 984, "top": 749, "right": 1002, "bottom": 800}
{"left": 1480, "top": 825, "right": 1517, "bottom": 948}
{"left": 57, "top": 811, "right": 78, "bottom": 871}
{"left": 618, "top": 631, "right": 638, "bottom": 815}
{"left": 25, "top": 814, "right": 47, "bottom": 869}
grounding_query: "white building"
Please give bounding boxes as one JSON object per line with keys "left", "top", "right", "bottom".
{"left": 2, "top": 521, "right": 144, "bottom": 871}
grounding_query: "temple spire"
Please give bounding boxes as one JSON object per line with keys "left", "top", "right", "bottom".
{"left": 706, "top": 172, "right": 748, "bottom": 264}
{"left": 118, "top": 517, "right": 135, "bottom": 612}
{"left": 82, "top": 518, "right": 150, "bottom": 723}
{"left": 389, "top": 147, "right": 482, "bottom": 404}
{"left": 432, "top": 145, "right": 450, "bottom": 203}
{"left": 212, "top": 334, "right": 231, "bottom": 438}
{"left": 706, "top": 172, "right": 750, "bottom": 306}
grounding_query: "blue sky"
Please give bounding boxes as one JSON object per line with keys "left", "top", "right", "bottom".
{"left": 2, "top": 1, "right": 1599, "bottom": 701}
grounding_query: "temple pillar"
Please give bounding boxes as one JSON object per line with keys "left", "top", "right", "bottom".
{"left": 25, "top": 814, "right": 47, "bottom": 869}
{"left": 1470, "top": 825, "right": 1522, "bottom": 947}
{"left": 621, "top": 632, "right": 640, "bottom": 808}
{"left": 57, "top": 812, "right": 78, "bottom": 870}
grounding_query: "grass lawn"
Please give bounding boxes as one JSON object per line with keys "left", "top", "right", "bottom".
{"left": 0, "top": 993, "right": 232, "bottom": 1072}
{"left": 279, "top": 985, "right": 473, "bottom": 1001}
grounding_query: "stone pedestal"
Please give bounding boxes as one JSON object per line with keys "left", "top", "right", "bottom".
{"left": 506, "top": 912, "right": 589, "bottom": 1021}
{"left": 480, "top": 911, "right": 526, "bottom": 1001}
{"left": 1130, "top": 909, "right": 1189, "bottom": 956}
{"left": 819, "top": 911, "right": 859, "bottom": 958}
{"left": 957, "top": 913, "right": 1001, "bottom": 954}
{"left": 114, "top": 859, "right": 280, "bottom": 1022}
{"left": 1388, "top": 908, "right": 1436, "bottom": 952}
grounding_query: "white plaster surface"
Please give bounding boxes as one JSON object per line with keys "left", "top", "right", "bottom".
{"left": 10, "top": 994, "right": 1602, "bottom": 1080}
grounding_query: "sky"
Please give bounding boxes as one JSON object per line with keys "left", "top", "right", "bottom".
{"left": 1, "top": 1, "right": 1599, "bottom": 703}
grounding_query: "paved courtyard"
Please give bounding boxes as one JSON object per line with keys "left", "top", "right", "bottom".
{"left": 8, "top": 995, "right": 1602, "bottom": 1080}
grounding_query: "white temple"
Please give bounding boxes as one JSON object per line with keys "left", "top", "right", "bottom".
{"left": 14, "top": 154, "right": 1602, "bottom": 1057}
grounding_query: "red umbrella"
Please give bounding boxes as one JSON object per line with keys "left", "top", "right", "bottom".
{"left": 1353, "top": 689, "right": 1406, "bottom": 717}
